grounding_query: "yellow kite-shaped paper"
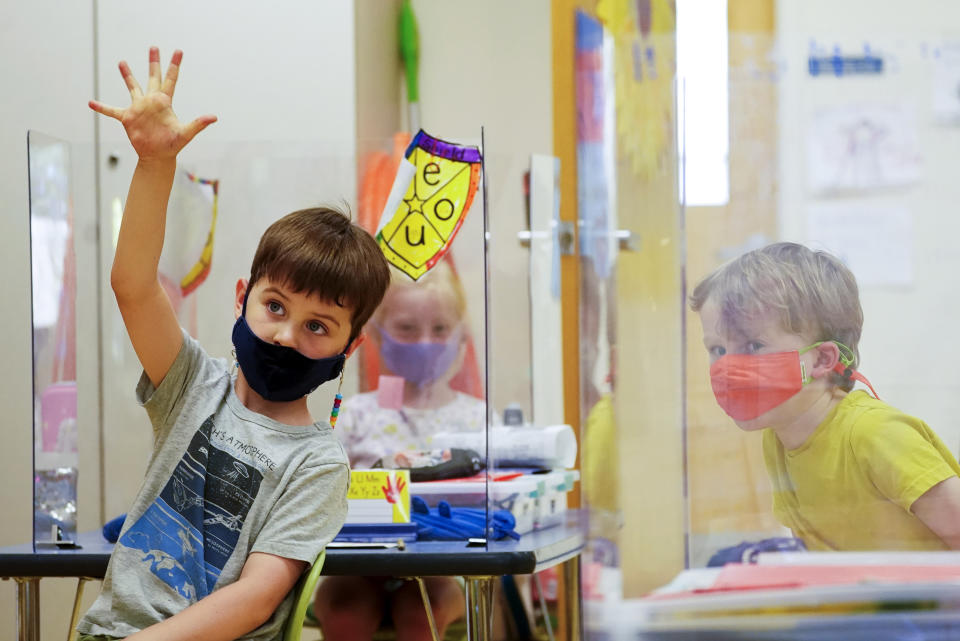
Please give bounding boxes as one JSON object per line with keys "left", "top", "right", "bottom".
{"left": 376, "top": 130, "right": 482, "bottom": 280}
{"left": 179, "top": 173, "right": 219, "bottom": 295}
{"left": 160, "top": 170, "right": 220, "bottom": 296}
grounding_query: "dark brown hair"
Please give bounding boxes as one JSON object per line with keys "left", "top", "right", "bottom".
{"left": 249, "top": 206, "right": 390, "bottom": 342}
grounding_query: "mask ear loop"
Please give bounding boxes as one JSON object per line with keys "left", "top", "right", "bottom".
{"left": 233, "top": 280, "right": 251, "bottom": 371}
{"left": 798, "top": 341, "right": 824, "bottom": 384}
{"left": 831, "top": 341, "right": 881, "bottom": 399}
{"left": 330, "top": 367, "right": 345, "bottom": 428}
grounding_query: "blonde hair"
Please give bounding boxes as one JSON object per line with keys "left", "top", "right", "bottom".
{"left": 372, "top": 260, "right": 468, "bottom": 325}
{"left": 689, "top": 242, "right": 863, "bottom": 391}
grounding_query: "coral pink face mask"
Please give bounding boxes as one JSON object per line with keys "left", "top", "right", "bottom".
{"left": 709, "top": 342, "right": 878, "bottom": 422}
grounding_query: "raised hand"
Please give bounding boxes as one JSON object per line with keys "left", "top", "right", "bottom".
{"left": 89, "top": 47, "right": 216, "bottom": 161}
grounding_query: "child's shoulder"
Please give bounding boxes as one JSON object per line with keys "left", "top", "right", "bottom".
{"left": 841, "top": 389, "right": 910, "bottom": 419}
{"left": 839, "top": 389, "right": 888, "bottom": 413}
{"left": 172, "top": 329, "right": 234, "bottom": 388}
{"left": 306, "top": 429, "right": 351, "bottom": 468}
{"left": 139, "top": 329, "right": 232, "bottom": 422}
{"left": 283, "top": 423, "right": 351, "bottom": 470}
{"left": 841, "top": 390, "right": 930, "bottom": 443}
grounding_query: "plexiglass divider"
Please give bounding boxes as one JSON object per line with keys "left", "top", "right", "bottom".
{"left": 29, "top": 131, "right": 80, "bottom": 549}
{"left": 93, "top": 135, "right": 510, "bottom": 546}
{"left": 575, "top": 4, "right": 686, "bottom": 628}
{"left": 483, "top": 139, "right": 579, "bottom": 552}
{"left": 684, "top": 63, "right": 785, "bottom": 570}
{"left": 86, "top": 128, "right": 573, "bottom": 554}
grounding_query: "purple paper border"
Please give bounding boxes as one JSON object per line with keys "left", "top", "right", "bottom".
{"left": 407, "top": 129, "right": 482, "bottom": 163}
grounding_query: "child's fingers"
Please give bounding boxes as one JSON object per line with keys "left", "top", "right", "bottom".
{"left": 118, "top": 61, "right": 143, "bottom": 99}
{"left": 161, "top": 50, "right": 183, "bottom": 99}
{"left": 88, "top": 100, "right": 123, "bottom": 120}
{"left": 147, "top": 46, "right": 161, "bottom": 92}
{"left": 182, "top": 114, "right": 218, "bottom": 142}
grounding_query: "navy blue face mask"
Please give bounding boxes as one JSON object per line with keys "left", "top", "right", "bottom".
{"left": 231, "top": 286, "right": 347, "bottom": 402}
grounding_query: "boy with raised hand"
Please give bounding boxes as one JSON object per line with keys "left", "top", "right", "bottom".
{"left": 691, "top": 242, "right": 960, "bottom": 551}
{"left": 78, "top": 47, "right": 390, "bottom": 641}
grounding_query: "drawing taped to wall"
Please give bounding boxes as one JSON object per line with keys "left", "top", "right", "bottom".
{"left": 806, "top": 203, "right": 913, "bottom": 287}
{"left": 931, "top": 42, "right": 960, "bottom": 124}
{"left": 808, "top": 43, "right": 883, "bottom": 77}
{"left": 806, "top": 103, "right": 922, "bottom": 195}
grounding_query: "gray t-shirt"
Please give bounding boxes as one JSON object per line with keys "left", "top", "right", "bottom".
{"left": 78, "top": 331, "right": 349, "bottom": 640}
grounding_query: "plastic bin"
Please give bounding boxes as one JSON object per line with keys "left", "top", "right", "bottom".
{"left": 411, "top": 470, "right": 580, "bottom": 535}
{"left": 411, "top": 473, "right": 544, "bottom": 534}
{"left": 534, "top": 470, "right": 580, "bottom": 530}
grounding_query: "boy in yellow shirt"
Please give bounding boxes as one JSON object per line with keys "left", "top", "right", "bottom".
{"left": 691, "top": 242, "right": 960, "bottom": 551}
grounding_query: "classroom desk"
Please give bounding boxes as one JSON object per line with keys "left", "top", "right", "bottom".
{"left": 0, "top": 511, "right": 586, "bottom": 641}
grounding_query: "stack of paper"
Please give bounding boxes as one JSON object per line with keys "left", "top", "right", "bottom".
{"left": 623, "top": 556, "right": 960, "bottom": 639}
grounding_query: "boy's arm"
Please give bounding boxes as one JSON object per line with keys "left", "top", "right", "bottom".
{"left": 124, "top": 552, "right": 307, "bottom": 641}
{"left": 91, "top": 47, "right": 216, "bottom": 387}
{"left": 111, "top": 158, "right": 184, "bottom": 388}
{"left": 911, "top": 476, "right": 960, "bottom": 549}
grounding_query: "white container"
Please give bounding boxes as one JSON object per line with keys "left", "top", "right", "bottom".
{"left": 534, "top": 470, "right": 580, "bottom": 530}
{"left": 433, "top": 425, "right": 579, "bottom": 469}
{"left": 410, "top": 469, "right": 581, "bottom": 535}
{"left": 410, "top": 474, "right": 544, "bottom": 534}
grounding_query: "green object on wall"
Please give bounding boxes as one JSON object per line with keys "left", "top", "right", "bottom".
{"left": 398, "top": 0, "right": 420, "bottom": 103}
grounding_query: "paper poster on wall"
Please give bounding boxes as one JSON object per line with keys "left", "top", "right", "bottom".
{"left": 806, "top": 204, "right": 913, "bottom": 287}
{"left": 576, "top": 10, "right": 618, "bottom": 280}
{"left": 932, "top": 43, "right": 960, "bottom": 124}
{"left": 806, "top": 104, "right": 922, "bottom": 195}
{"left": 807, "top": 42, "right": 884, "bottom": 77}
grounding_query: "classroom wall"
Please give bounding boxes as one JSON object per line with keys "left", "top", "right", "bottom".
{"left": 0, "top": 2, "right": 103, "bottom": 638}
{"left": 776, "top": 1, "right": 960, "bottom": 455}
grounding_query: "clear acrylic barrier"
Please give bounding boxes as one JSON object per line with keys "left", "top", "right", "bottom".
{"left": 574, "top": 10, "right": 686, "bottom": 633}
{"left": 349, "top": 132, "right": 573, "bottom": 548}
{"left": 483, "top": 135, "right": 574, "bottom": 545}
{"left": 674, "top": 10, "right": 960, "bottom": 635}
{"left": 347, "top": 133, "right": 572, "bottom": 550}
{"left": 341, "top": 133, "right": 492, "bottom": 537}
{"left": 685, "top": 29, "right": 960, "bottom": 562}
{"left": 572, "top": 3, "right": 960, "bottom": 636}
{"left": 684, "top": 32, "right": 784, "bottom": 568}
{"left": 87, "top": 131, "right": 567, "bottom": 641}
{"left": 95, "top": 134, "right": 553, "bottom": 549}
{"left": 28, "top": 131, "right": 79, "bottom": 548}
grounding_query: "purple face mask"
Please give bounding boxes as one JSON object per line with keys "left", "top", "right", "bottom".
{"left": 378, "top": 325, "right": 463, "bottom": 386}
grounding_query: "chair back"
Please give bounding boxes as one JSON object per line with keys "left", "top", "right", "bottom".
{"left": 282, "top": 550, "right": 327, "bottom": 641}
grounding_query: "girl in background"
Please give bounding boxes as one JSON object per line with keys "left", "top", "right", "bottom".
{"left": 314, "top": 259, "right": 485, "bottom": 641}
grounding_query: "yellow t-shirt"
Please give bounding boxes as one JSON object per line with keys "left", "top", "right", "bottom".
{"left": 762, "top": 390, "right": 960, "bottom": 551}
